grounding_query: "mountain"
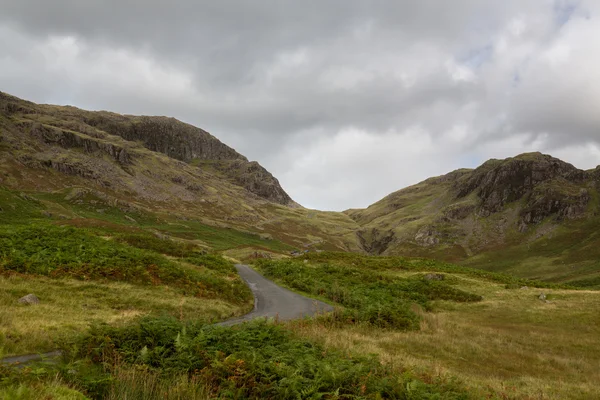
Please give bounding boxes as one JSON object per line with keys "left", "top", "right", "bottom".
{"left": 0, "top": 91, "right": 361, "bottom": 252}
{"left": 347, "top": 152, "right": 600, "bottom": 285}
{"left": 2, "top": 90, "right": 599, "bottom": 286}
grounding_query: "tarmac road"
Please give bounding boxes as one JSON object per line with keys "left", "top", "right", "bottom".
{"left": 218, "top": 264, "right": 333, "bottom": 326}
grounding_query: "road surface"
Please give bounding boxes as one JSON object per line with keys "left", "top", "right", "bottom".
{"left": 218, "top": 264, "right": 333, "bottom": 326}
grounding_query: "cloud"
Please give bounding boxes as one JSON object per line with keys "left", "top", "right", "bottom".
{"left": 0, "top": 0, "right": 599, "bottom": 210}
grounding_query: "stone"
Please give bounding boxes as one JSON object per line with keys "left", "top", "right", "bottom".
{"left": 538, "top": 293, "right": 546, "bottom": 301}
{"left": 18, "top": 294, "right": 40, "bottom": 305}
{"left": 424, "top": 273, "right": 445, "bottom": 281}
{"left": 520, "top": 286, "right": 529, "bottom": 290}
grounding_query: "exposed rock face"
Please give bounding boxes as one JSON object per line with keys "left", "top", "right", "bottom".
{"left": 457, "top": 153, "right": 579, "bottom": 214}
{"left": 28, "top": 123, "right": 130, "bottom": 165}
{"left": 356, "top": 228, "right": 395, "bottom": 255}
{"left": 215, "top": 160, "right": 296, "bottom": 206}
{"left": 84, "top": 115, "right": 243, "bottom": 162}
{"left": 414, "top": 226, "right": 441, "bottom": 246}
{"left": 80, "top": 115, "right": 295, "bottom": 205}
{"left": 453, "top": 153, "right": 591, "bottom": 230}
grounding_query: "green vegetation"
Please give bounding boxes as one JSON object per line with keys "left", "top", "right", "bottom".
{"left": 256, "top": 257, "right": 482, "bottom": 329}
{"left": 0, "top": 223, "right": 250, "bottom": 304}
{"left": 62, "top": 318, "right": 469, "bottom": 399}
{"left": 279, "top": 255, "right": 600, "bottom": 399}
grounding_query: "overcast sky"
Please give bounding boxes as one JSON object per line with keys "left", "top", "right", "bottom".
{"left": 1, "top": 1, "right": 600, "bottom": 210}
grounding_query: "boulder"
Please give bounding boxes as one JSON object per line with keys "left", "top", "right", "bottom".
{"left": 424, "top": 273, "right": 445, "bottom": 281}
{"left": 538, "top": 293, "right": 546, "bottom": 301}
{"left": 18, "top": 294, "right": 40, "bottom": 305}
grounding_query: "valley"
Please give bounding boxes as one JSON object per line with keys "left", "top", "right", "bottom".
{"left": 1, "top": 91, "right": 599, "bottom": 399}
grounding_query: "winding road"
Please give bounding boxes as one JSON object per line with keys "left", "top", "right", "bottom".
{"left": 219, "top": 264, "right": 333, "bottom": 325}
{"left": 1, "top": 264, "right": 332, "bottom": 366}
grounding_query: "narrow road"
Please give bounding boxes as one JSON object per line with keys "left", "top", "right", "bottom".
{"left": 218, "top": 264, "right": 333, "bottom": 326}
{"left": 1, "top": 264, "right": 332, "bottom": 366}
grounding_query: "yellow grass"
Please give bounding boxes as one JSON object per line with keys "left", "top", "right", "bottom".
{"left": 285, "top": 272, "right": 600, "bottom": 399}
{"left": 0, "top": 274, "right": 245, "bottom": 356}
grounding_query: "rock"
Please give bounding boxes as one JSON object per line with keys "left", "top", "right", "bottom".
{"left": 18, "top": 294, "right": 40, "bottom": 305}
{"left": 424, "top": 273, "right": 445, "bottom": 281}
{"left": 538, "top": 293, "right": 546, "bottom": 301}
{"left": 357, "top": 228, "right": 395, "bottom": 255}
{"left": 520, "top": 286, "right": 529, "bottom": 290}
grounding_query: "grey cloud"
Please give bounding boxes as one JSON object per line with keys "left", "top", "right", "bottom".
{"left": 1, "top": 0, "right": 599, "bottom": 210}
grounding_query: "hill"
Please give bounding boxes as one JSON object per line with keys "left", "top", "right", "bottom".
{"left": 347, "top": 152, "right": 600, "bottom": 286}
{"left": 0, "top": 91, "right": 361, "bottom": 253}
{"left": 2, "top": 89, "right": 600, "bottom": 285}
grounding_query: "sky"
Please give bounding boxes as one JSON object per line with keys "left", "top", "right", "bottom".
{"left": 1, "top": 0, "right": 600, "bottom": 210}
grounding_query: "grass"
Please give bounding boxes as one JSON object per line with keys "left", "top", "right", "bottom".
{"left": 0, "top": 223, "right": 251, "bottom": 304}
{"left": 0, "top": 378, "right": 89, "bottom": 400}
{"left": 0, "top": 222, "right": 253, "bottom": 357}
{"left": 65, "top": 318, "right": 470, "bottom": 399}
{"left": 266, "top": 254, "right": 600, "bottom": 399}
{"left": 462, "top": 217, "right": 600, "bottom": 286}
{"left": 0, "top": 273, "right": 247, "bottom": 357}
{"left": 255, "top": 257, "right": 482, "bottom": 330}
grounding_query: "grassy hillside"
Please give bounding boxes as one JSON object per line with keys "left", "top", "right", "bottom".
{"left": 0, "top": 91, "right": 362, "bottom": 253}
{"left": 346, "top": 153, "right": 600, "bottom": 285}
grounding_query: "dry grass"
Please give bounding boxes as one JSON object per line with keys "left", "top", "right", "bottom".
{"left": 0, "top": 376, "right": 88, "bottom": 399}
{"left": 285, "top": 272, "right": 600, "bottom": 399}
{"left": 0, "top": 274, "right": 245, "bottom": 356}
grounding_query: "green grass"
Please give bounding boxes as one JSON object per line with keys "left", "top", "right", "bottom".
{"left": 0, "top": 223, "right": 250, "bottom": 303}
{"left": 65, "top": 318, "right": 470, "bottom": 399}
{"left": 302, "top": 252, "right": 575, "bottom": 289}
{"left": 255, "top": 256, "right": 482, "bottom": 330}
{"left": 149, "top": 220, "right": 295, "bottom": 252}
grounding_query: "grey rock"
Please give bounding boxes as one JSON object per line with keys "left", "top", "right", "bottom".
{"left": 538, "top": 293, "right": 547, "bottom": 301}
{"left": 425, "top": 273, "right": 445, "bottom": 281}
{"left": 18, "top": 294, "right": 40, "bottom": 305}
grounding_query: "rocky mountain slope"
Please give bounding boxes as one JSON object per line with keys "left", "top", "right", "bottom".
{"left": 0, "top": 91, "right": 361, "bottom": 252}
{"left": 2, "top": 91, "right": 599, "bottom": 285}
{"left": 347, "top": 152, "right": 600, "bottom": 284}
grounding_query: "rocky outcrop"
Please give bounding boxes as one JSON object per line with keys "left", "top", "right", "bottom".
{"left": 80, "top": 115, "right": 295, "bottom": 205}
{"left": 83, "top": 115, "right": 243, "bottom": 162}
{"left": 357, "top": 228, "right": 395, "bottom": 254}
{"left": 518, "top": 186, "right": 590, "bottom": 231}
{"left": 215, "top": 160, "right": 296, "bottom": 206}
{"left": 457, "top": 153, "right": 580, "bottom": 215}
{"left": 0, "top": 91, "right": 297, "bottom": 206}
{"left": 28, "top": 123, "right": 130, "bottom": 165}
